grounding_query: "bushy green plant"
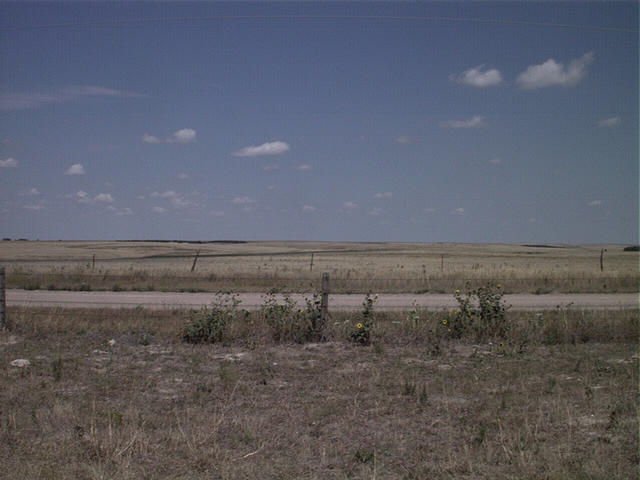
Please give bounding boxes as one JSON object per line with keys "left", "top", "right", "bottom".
{"left": 182, "top": 293, "right": 247, "bottom": 344}
{"left": 261, "top": 289, "right": 325, "bottom": 343}
{"left": 350, "top": 293, "right": 377, "bottom": 345}
{"left": 450, "top": 282, "right": 510, "bottom": 341}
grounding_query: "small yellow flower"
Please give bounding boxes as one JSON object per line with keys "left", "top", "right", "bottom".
{"left": 497, "top": 284, "right": 502, "bottom": 289}
{"left": 442, "top": 319, "right": 448, "bottom": 325}
{"left": 455, "top": 289, "right": 460, "bottom": 295}
{"left": 356, "top": 323, "right": 364, "bottom": 329}
{"left": 447, "top": 328, "right": 451, "bottom": 333}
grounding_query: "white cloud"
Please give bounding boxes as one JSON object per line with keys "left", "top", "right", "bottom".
{"left": 94, "top": 193, "right": 114, "bottom": 203}
{"left": 451, "top": 207, "right": 465, "bottom": 215}
{"left": 396, "top": 135, "right": 412, "bottom": 144}
{"left": 233, "top": 141, "right": 290, "bottom": 157}
{"left": 0, "top": 86, "right": 145, "bottom": 111}
{"left": 263, "top": 164, "right": 280, "bottom": 171}
{"left": 142, "top": 134, "right": 161, "bottom": 144}
{"left": 302, "top": 205, "right": 317, "bottom": 213}
{"left": 343, "top": 201, "right": 358, "bottom": 210}
{"left": 178, "top": 173, "right": 189, "bottom": 179}
{"left": 0, "top": 158, "right": 18, "bottom": 168}
{"left": 296, "top": 164, "right": 312, "bottom": 171}
{"left": 516, "top": 52, "right": 594, "bottom": 89}
{"left": 168, "top": 128, "right": 196, "bottom": 144}
{"left": 210, "top": 210, "right": 225, "bottom": 217}
{"left": 21, "top": 188, "right": 40, "bottom": 196}
{"left": 368, "top": 207, "right": 383, "bottom": 216}
{"left": 65, "top": 163, "right": 85, "bottom": 175}
{"left": 452, "top": 65, "right": 503, "bottom": 87}
{"left": 439, "top": 115, "right": 487, "bottom": 129}
{"left": 232, "top": 196, "right": 254, "bottom": 205}
{"left": 598, "top": 117, "right": 621, "bottom": 127}
{"left": 587, "top": 200, "right": 603, "bottom": 206}
{"left": 76, "top": 190, "right": 91, "bottom": 204}
{"left": 115, "top": 207, "right": 133, "bottom": 216}
{"left": 143, "top": 129, "right": 196, "bottom": 144}
{"left": 374, "top": 192, "right": 392, "bottom": 199}
{"left": 23, "top": 204, "right": 44, "bottom": 211}
{"left": 489, "top": 157, "right": 502, "bottom": 165}
{"left": 266, "top": 185, "right": 276, "bottom": 190}
{"left": 152, "top": 206, "right": 167, "bottom": 213}
{"left": 151, "top": 190, "right": 177, "bottom": 198}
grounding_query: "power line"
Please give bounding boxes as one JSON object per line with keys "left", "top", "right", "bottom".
{"left": 0, "top": 15, "right": 637, "bottom": 34}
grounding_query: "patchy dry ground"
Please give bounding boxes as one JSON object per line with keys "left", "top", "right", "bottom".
{"left": 0, "top": 308, "right": 638, "bottom": 479}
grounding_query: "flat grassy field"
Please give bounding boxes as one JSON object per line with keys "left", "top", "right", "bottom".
{"left": 1, "top": 240, "right": 638, "bottom": 293}
{"left": 1, "top": 305, "right": 638, "bottom": 479}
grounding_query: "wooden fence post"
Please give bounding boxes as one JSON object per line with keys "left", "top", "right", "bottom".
{"left": 191, "top": 250, "right": 200, "bottom": 272}
{"left": 600, "top": 248, "right": 607, "bottom": 272}
{"left": 0, "top": 267, "right": 6, "bottom": 330}
{"left": 310, "top": 252, "right": 314, "bottom": 272}
{"left": 92, "top": 254, "right": 95, "bottom": 272}
{"left": 320, "top": 272, "right": 329, "bottom": 323}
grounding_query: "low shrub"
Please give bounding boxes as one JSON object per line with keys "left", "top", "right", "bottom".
{"left": 182, "top": 293, "right": 248, "bottom": 344}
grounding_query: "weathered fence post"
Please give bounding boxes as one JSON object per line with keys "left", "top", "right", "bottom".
{"left": 600, "top": 248, "right": 606, "bottom": 272}
{"left": 191, "top": 250, "right": 200, "bottom": 272}
{"left": 320, "top": 272, "right": 329, "bottom": 323}
{"left": 0, "top": 267, "right": 6, "bottom": 330}
{"left": 310, "top": 252, "right": 314, "bottom": 272}
{"left": 92, "top": 254, "right": 95, "bottom": 272}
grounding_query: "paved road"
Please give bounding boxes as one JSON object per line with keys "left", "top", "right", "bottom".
{"left": 6, "top": 289, "right": 638, "bottom": 311}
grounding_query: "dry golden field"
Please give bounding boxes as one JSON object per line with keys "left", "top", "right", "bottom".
{"left": 1, "top": 240, "right": 638, "bottom": 293}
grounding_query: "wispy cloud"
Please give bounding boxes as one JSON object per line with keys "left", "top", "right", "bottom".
{"left": 142, "top": 129, "right": 196, "bottom": 144}
{"left": 150, "top": 190, "right": 195, "bottom": 208}
{"left": 587, "top": 200, "right": 602, "bottom": 206}
{"left": 75, "top": 190, "right": 91, "bottom": 204}
{"left": 233, "top": 141, "right": 290, "bottom": 157}
{"left": 452, "top": 65, "right": 503, "bottom": 87}
{"left": 177, "top": 173, "right": 189, "bottom": 179}
{"left": 368, "top": 207, "right": 383, "bottom": 216}
{"left": 439, "top": 115, "right": 487, "bottom": 129}
{"left": 0, "top": 158, "right": 18, "bottom": 168}
{"left": 489, "top": 157, "right": 502, "bottom": 165}
{"left": 167, "top": 128, "right": 196, "bottom": 144}
{"left": 232, "top": 196, "right": 254, "bottom": 205}
{"left": 263, "top": 164, "right": 279, "bottom": 171}
{"left": 23, "top": 204, "right": 44, "bottom": 211}
{"left": 451, "top": 207, "right": 465, "bottom": 215}
{"left": 65, "top": 163, "right": 85, "bottom": 175}
{"left": 21, "top": 188, "right": 40, "bottom": 196}
{"left": 374, "top": 192, "right": 392, "bottom": 199}
{"left": 74, "top": 190, "right": 114, "bottom": 204}
{"left": 0, "top": 85, "right": 145, "bottom": 111}
{"left": 396, "top": 135, "right": 412, "bottom": 144}
{"left": 94, "top": 193, "right": 114, "bottom": 203}
{"left": 598, "top": 117, "right": 621, "bottom": 127}
{"left": 343, "top": 201, "right": 358, "bottom": 210}
{"left": 516, "top": 52, "right": 594, "bottom": 89}
{"left": 115, "top": 207, "right": 133, "bottom": 216}
{"left": 142, "top": 134, "right": 161, "bottom": 144}
{"left": 210, "top": 210, "right": 225, "bottom": 217}
{"left": 152, "top": 206, "right": 167, "bottom": 214}
{"left": 296, "top": 164, "right": 312, "bottom": 171}
{"left": 302, "top": 205, "right": 317, "bottom": 213}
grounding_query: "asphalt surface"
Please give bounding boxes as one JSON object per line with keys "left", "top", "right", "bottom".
{"left": 6, "top": 289, "right": 638, "bottom": 311}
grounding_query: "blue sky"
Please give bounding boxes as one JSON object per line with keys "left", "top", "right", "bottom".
{"left": 1, "top": 1, "right": 637, "bottom": 243}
